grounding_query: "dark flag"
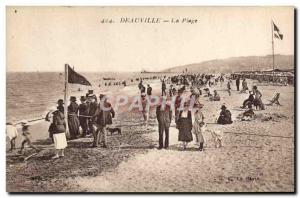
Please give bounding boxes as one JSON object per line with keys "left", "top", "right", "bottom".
{"left": 273, "top": 22, "right": 283, "bottom": 40}
{"left": 67, "top": 64, "right": 92, "bottom": 86}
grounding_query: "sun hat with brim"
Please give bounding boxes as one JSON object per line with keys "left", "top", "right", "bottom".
{"left": 221, "top": 105, "right": 227, "bottom": 110}
{"left": 87, "top": 93, "right": 95, "bottom": 98}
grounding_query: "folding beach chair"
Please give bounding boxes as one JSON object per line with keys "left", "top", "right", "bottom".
{"left": 267, "top": 93, "right": 281, "bottom": 106}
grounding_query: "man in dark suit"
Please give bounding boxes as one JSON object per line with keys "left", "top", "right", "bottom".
{"left": 156, "top": 98, "right": 172, "bottom": 149}
{"left": 87, "top": 94, "right": 98, "bottom": 136}
{"left": 79, "top": 96, "right": 88, "bottom": 137}
{"left": 147, "top": 84, "right": 152, "bottom": 96}
{"left": 57, "top": 99, "right": 64, "bottom": 114}
{"left": 236, "top": 77, "right": 240, "bottom": 91}
{"left": 93, "top": 94, "right": 115, "bottom": 148}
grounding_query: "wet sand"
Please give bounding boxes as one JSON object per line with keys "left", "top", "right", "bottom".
{"left": 6, "top": 79, "right": 294, "bottom": 192}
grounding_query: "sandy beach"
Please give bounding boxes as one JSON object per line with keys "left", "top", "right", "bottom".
{"left": 6, "top": 78, "right": 294, "bottom": 192}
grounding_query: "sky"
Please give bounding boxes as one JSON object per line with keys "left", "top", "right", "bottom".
{"left": 6, "top": 6, "right": 294, "bottom": 72}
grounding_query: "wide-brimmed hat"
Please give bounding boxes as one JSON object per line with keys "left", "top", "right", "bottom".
{"left": 87, "top": 93, "right": 95, "bottom": 98}
{"left": 221, "top": 105, "right": 227, "bottom": 110}
{"left": 80, "top": 96, "right": 86, "bottom": 101}
{"left": 70, "top": 96, "right": 76, "bottom": 101}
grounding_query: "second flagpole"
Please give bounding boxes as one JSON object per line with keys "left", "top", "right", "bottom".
{"left": 271, "top": 20, "right": 275, "bottom": 82}
{"left": 64, "top": 64, "right": 70, "bottom": 138}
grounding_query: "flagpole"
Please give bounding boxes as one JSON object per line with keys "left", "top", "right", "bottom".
{"left": 271, "top": 20, "right": 275, "bottom": 82}
{"left": 64, "top": 64, "right": 69, "bottom": 138}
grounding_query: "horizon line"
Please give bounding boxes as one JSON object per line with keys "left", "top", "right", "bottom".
{"left": 6, "top": 53, "right": 294, "bottom": 73}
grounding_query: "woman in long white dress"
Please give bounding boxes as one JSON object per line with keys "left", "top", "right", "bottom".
{"left": 192, "top": 103, "right": 205, "bottom": 151}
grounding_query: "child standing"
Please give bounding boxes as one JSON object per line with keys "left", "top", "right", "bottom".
{"left": 19, "top": 120, "right": 40, "bottom": 154}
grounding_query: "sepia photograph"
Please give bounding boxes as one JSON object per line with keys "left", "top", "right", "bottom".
{"left": 6, "top": 6, "right": 295, "bottom": 192}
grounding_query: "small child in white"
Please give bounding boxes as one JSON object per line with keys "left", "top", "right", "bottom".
{"left": 207, "top": 129, "right": 223, "bottom": 148}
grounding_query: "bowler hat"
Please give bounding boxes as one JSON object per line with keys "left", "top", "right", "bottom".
{"left": 221, "top": 105, "right": 227, "bottom": 110}
{"left": 57, "top": 99, "right": 64, "bottom": 104}
{"left": 70, "top": 96, "right": 76, "bottom": 101}
{"left": 80, "top": 96, "right": 86, "bottom": 101}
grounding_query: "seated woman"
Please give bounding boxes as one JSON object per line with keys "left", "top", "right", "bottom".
{"left": 241, "top": 104, "right": 255, "bottom": 121}
{"left": 203, "top": 88, "right": 211, "bottom": 97}
{"left": 209, "top": 90, "right": 220, "bottom": 101}
{"left": 217, "top": 105, "right": 233, "bottom": 125}
{"left": 242, "top": 91, "right": 254, "bottom": 108}
{"left": 253, "top": 86, "right": 265, "bottom": 110}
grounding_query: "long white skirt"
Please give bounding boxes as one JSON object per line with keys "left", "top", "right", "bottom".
{"left": 53, "top": 133, "right": 67, "bottom": 149}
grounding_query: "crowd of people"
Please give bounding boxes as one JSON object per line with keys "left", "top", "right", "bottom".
{"left": 7, "top": 72, "right": 268, "bottom": 158}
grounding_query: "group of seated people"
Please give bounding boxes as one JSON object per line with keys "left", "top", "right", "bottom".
{"left": 242, "top": 86, "right": 265, "bottom": 110}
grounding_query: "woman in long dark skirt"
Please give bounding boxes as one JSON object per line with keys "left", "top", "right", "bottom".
{"left": 68, "top": 96, "right": 80, "bottom": 139}
{"left": 177, "top": 101, "right": 193, "bottom": 149}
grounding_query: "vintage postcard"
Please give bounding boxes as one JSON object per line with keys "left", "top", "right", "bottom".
{"left": 6, "top": 6, "right": 295, "bottom": 192}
